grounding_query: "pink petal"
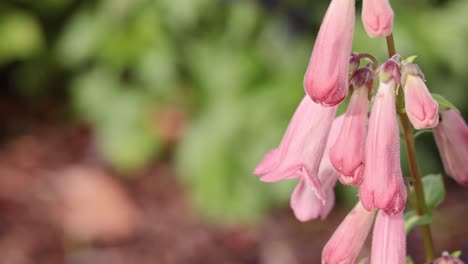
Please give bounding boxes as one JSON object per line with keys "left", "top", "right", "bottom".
{"left": 362, "top": 0, "right": 394, "bottom": 38}
{"left": 291, "top": 177, "right": 326, "bottom": 222}
{"left": 434, "top": 109, "right": 468, "bottom": 186}
{"left": 255, "top": 96, "right": 337, "bottom": 184}
{"left": 371, "top": 211, "right": 406, "bottom": 264}
{"left": 322, "top": 202, "right": 375, "bottom": 264}
{"left": 330, "top": 79, "right": 370, "bottom": 185}
{"left": 359, "top": 78, "right": 403, "bottom": 212}
{"left": 289, "top": 115, "right": 344, "bottom": 221}
{"left": 253, "top": 149, "right": 279, "bottom": 175}
{"left": 304, "top": 0, "right": 355, "bottom": 106}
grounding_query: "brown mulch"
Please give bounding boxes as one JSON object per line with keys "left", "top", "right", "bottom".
{"left": 0, "top": 99, "right": 467, "bottom": 264}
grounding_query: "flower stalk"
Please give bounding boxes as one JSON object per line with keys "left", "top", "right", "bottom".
{"left": 386, "top": 34, "right": 436, "bottom": 261}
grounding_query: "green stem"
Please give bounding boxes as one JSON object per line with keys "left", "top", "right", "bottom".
{"left": 386, "top": 34, "right": 396, "bottom": 58}
{"left": 357, "top": 53, "right": 379, "bottom": 69}
{"left": 386, "top": 34, "right": 436, "bottom": 262}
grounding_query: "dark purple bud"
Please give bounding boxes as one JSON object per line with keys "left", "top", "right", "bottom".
{"left": 379, "top": 58, "right": 401, "bottom": 84}
{"left": 433, "top": 252, "right": 464, "bottom": 264}
{"left": 350, "top": 63, "right": 374, "bottom": 89}
{"left": 349, "top": 53, "right": 360, "bottom": 75}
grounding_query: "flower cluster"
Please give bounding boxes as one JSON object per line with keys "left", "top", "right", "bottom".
{"left": 253, "top": 0, "right": 468, "bottom": 262}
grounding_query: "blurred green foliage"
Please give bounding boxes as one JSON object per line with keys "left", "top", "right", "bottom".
{"left": 1, "top": 0, "right": 468, "bottom": 222}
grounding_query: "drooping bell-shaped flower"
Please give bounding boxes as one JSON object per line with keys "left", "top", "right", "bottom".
{"left": 291, "top": 115, "right": 344, "bottom": 221}
{"left": 433, "top": 252, "right": 464, "bottom": 264}
{"left": 304, "top": 0, "right": 355, "bottom": 106}
{"left": 434, "top": 109, "right": 468, "bottom": 186}
{"left": 330, "top": 64, "right": 373, "bottom": 185}
{"left": 371, "top": 211, "right": 406, "bottom": 264}
{"left": 359, "top": 59, "right": 406, "bottom": 213}
{"left": 362, "top": 0, "right": 394, "bottom": 38}
{"left": 322, "top": 202, "right": 375, "bottom": 264}
{"left": 401, "top": 62, "right": 439, "bottom": 129}
{"left": 253, "top": 96, "right": 338, "bottom": 200}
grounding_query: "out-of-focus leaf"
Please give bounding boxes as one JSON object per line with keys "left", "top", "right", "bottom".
{"left": 406, "top": 256, "right": 415, "bottom": 264}
{"left": 0, "top": 11, "right": 43, "bottom": 63}
{"left": 413, "top": 129, "right": 433, "bottom": 139}
{"left": 136, "top": 47, "right": 177, "bottom": 97}
{"left": 72, "top": 68, "right": 160, "bottom": 172}
{"left": 176, "top": 99, "right": 294, "bottom": 222}
{"left": 97, "top": 7, "right": 161, "bottom": 67}
{"left": 97, "top": 90, "right": 160, "bottom": 173}
{"left": 432, "top": 93, "right": 460, "bottom": 113}
{"left": 409, "top": 174, "right": 446, "bottom": 212}
{"left": 156, "top": 0, "right": 215, "bottom": 32}
{"left": 72, "top": 68, "right": 119, "bottom": 123}
{"left": 225, "top": 1, "right": 261, "bottom": 44}
{"left": 422, "top": 174, "right": 446, "bottom": 211}
{"left": 404, "top": 210, "right": 432, "bottom": 234}
{"left": 98, "top": 0, "right": 141, "bottom": 21}
{"left": 56, "top": 9, "right": 105, "bottom": 67}
{"left": 27, "top": 0, "right": 74, "bottom": 15}
{"left": 451, "top": 251, "right": 462, "bottom": 258}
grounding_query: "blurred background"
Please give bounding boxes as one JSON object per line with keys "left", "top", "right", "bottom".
{"left": 0, "top": 0, "right": 467, "bottom": 263}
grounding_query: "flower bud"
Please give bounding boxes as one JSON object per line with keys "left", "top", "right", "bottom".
{"left": 433, "top": 252, "right": 464, "bottom": 264}
{"left": 349, "top": 53, "right": 361, "bottom": 75}
{"left": 362, "top": 0, "right": 394, "bottom": 38}
{"left": 402, "top": 62, "right": 439, "bottom": 129}
{"left": 433, "top": 109, "right": 468, "bottom": 186}
{"left": 330, "top": 66, "right": 373, "bottom": 185}
{"left": 379, "top": 58, "right": 400, "bottom": 84}
{"left": 322, "top": 202, "right": 375, "bottom": 264}
{"left": 304, "top": 0, "right": 355, "bottom": 106}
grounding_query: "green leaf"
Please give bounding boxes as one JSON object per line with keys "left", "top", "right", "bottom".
{"left": 413, "top": 129, "right": 433, "bottom": 139}
{"left": 0, "top": 11, "right": 44, "bottom": 63}
{"left": 451, "top": 250, "right": 462, "bottom": 258}
{"left": 406, "top": 256, "right": 415, "bottom": 264}
{"left": 432, "top": 93, "right": 460, "bottom": 113}
{"left": 55, "top": 9, "right": 104, "bottom": 67}
{"left": 422, "top": 174, "right": 446, "bottom": 210}
{"left": 404, "top": 210, "right": 432, "bottom": 234}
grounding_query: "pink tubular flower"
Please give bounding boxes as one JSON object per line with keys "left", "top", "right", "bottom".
{"left": 402, "top": 62, "right": 439, "bottom": 129}
{"left": 322, "top": 202, "right": 375, "bottom": 264}
{"left": 291, "top": 116, "right": 344, "bottom": 221}
{"left": 253, "top": 96, "right": 337, "bottom": 200}
{"left": 434, "top": 109, "right": 468, "bottom": 186}
{"left": 330, "top": 65, "right": 373, "bottom": 185}
{"left": 362, "top": 0, "right": 394, "bottom": 38}
{"left": 359, "top": 60, "right": 405, "bottom": 213}
{"left": 304, "top": 0, "right": 355, "bottom": 106}
{"left": 371, "top": 211, "right": 406, "bottom": 264}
